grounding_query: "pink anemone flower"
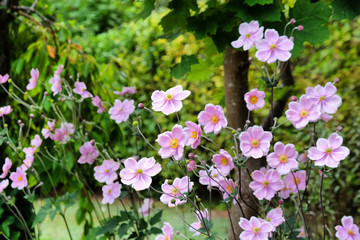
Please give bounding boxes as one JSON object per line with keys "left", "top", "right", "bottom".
{"left": 101, "top": 182, "right": 122, "bottom": 204}
{"left": 49, "top": 65, "right": 63, "bottom": 96}
{"left": 211, "top": 149, "right": 234, "bottom": 176}
{"left": 184, "top": 121, "right": 202, "bottom": 149}
{"left": 160, "top": 176, "right": 194, "bottom": 207}
{"left": 31, "top": 134, "right": 42, "bottom": 148}
{"left": 0, "top": 158, "right": 12, "bottom": 178}
{"left": 239, "top": 126, "right": 272, "bottom": 159}
{"left": 249, "top": 169, "right": 282, "bottom": 201}
{"left": 0, "top": 74, "right": 9, "bottom": 84}
{"left": 120, "top": 157, "right": 161, "bottom": 191}
{"left": 155, "top": 222, "right": 174, "bottom": 240}
{"left": 198, "top": 104, "right": 228, "bottom": 135}
{"left": 255, "top": 29, "right": 294, "bottom": 64}
{"left": 78, "top": 142, "right": 99, "bottom": 164}
{"left": 73, "top": 81, "right": 93, "bottom": 98}
{"left": 283, "top": 170, "right": 306, "bottom": 193}
{"left": 239, "top": 216, "right": 273, "bottom": 240}
{"left": 91, "top": 96, "right": 105, "bottom": 113}
{"left": 138, "top": 198, "right": 153, "bottom": 217}
{"left": 285, "top": 95, "right": 320, "bottom": 129}
{"left": 94, "top": 159, "right": 119, "bottom": 184}
{"left": 26, "top": 68, "right": 39, "bottom": 90}
{"left": 219, "top": 178, "right": 237, "bottom": 203}
{"left": 305, "top": 82, "right": 342, "bottom": 114}
{"left": 186, "top": 159, "right": 197, "bottom": 172}
{"left": 156, "top": 124, "right": 187, "bottom": 160}
{"left": 278, "top": 179, "right": 293, "bottom": 199}
{"left": 231, "top": 20, "right": 264, "bottom": 51}
{"left": 308, "top": 133, "right": 350, "bottom": 168}
{"left": 266, "top": 142, "right": 299, "bottom": 175}
{"left": 151, "top": 85, "right": 190, "bottom": 115}
{"left": 244, "top": 89, "right": 266, "bottom": 111}
{"left": 9, "top": 168, "right": 28, "bottom": 190}
{"left": 0, "top": 106, "right": 12, "bottom": 117}
{"left": 190, "top": 209, "right": 210, "bottom": 236}
{"left": 108, "top": 99, "right": 135, "bottom": 124}
{"left": 265, "top": 208, "right": 285, "bottom": 231}
{"left": 335, "top": 216, "right": 360, "bottom": 240}
{"left": 114, "top": 86, "right": 136, "bottom": 96}
{"left": 0, "top": 179, "right": 9, "bottom": 193}
{"left": 199, "top": 166, "right": 224, "bottom": 188}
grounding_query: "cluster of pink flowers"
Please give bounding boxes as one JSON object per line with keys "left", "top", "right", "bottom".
{"left": 78, "top": 141, "right": 99, "bottom": 164}
{"left": 231, "top": 20, "right": 295, "bottom": 64}
{"left": 160, "top": 176, "right": 193, "bottom": 207}
{"left": 51, "top": 122, "right": 75, "bottom": 144}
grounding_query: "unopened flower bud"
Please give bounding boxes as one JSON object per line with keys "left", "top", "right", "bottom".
{"left": 176, "top": 230, "right": 180, "bottom": 235}
{"left": 196, "top": 197, "right": 201, "bottom": 202}
{"left": 186, "top": 159, "right": 190, "bottom": 164}
{"left": 291, "top": 96, "right": 297, "bottom": 101}
{"left": 231, "top": 130, "right": 237, "bottom": 134}
{"left": 4, "top": 124, "right": 8, "bottom": 128}
{"left": 132, "top": 121, "right": 139, "bottom": 126}
{"left": 188, "top": 153, "right": 195, "bottom": 158}
{"left": 194, "top": 155, "right": 199, "bottom": 159}
{"left": 336, "top": 126, "right": 342, "bottom": 132}
{"left": 44, "top": 91, "right": 48, "bottom": 96}
{"left": 138, "top": 103, "right": 144, "bottom": 109}
{"left": 20, "top": 123, "right": 24, "bottom": 127}
{"left": 290, "top": 18, "right": 296, "bottom": 24}
{"left": 333, "top": 77, "right": 340, "bottom": 84}
{"left": 248, "top": 57, "right": 253, "bottom": 61}
{"left": 29, "top": 114, "right": 34, "bottom": 119}
{"left": 8, "top": 79, "right": 12, "bottom": 84}
{"left": 201, "top": 160, "right": 206, "bottom": 165}
{"left": 289, "top": 36, "right": 294, "bottom": 41}
{"left": 297, "top": 25, "right": 304, "bottom": 31}
{"left": 90, "top": 140, "right": 95, "bottom": 145}
{"left": 237, "top": 128, "right": 242, "bottom": 131}
{"left": 278, "top": 199, "right": 284, "bottom": 205}
{"left": 50, "top": 99, "right": 54, "bottom": 103}
{"left": 245, "top": 120, "right": 251, "bottom": 124}
{"left": 17, "top": 120, "right": 22, "bottom": 124}
{"left": 167, "top": 179, "right": 173, "bottom": 185}
{"left": 170, "top": 199, "right": 176, "bottom": 204}
{"left": 24, "top": 91, "right": 28, "bottom": 95}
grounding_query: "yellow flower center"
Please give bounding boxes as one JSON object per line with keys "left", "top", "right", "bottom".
{"left": 279, "top": 154, "right": 288, "bottom": 163}
{"left": 220, "top": 157, "right": 228, "bottom": 165}
{"left": 319, "top": 95, "right": 325, "bottom": 101}
{"left": 252, "top": 227, "right": 260, "bottom": 233}
{"left": 165, "top": 236, "right": 169, "bottom": 240}
{"left": 213, "top": 173, "right": 218, "bottom": 178}
{"left": 136, "top": 169, "right": 143, "bottom": 174}
{"left": 270, "top": 44, "right": 276, "bottom": 49}
{"left": 250, "top": 138, "right": 260, "bottom": 148}
{"left": 266, "top": 217, "right": 271, "bottom": 222}
{"left": 246, "top": 33, "right": 251, "bottom": 38}
{"left": 263, "top": 181, "right": 269, "bottom": 187}
{"left": 171, "top": 188, "right": 178, "bottom": 196}
{"left": 17, "top": 176, "right": 22, "bottom": 182}
{"left": 108, "top": 189, "right": 112, "bottom": 194}
{"left": 165, "top": 93, "right": 173, "bottom": 100}
{"left": 191, "top": 131, "right": 197, "bottom": 139}
{"left": 169, "top": 138, "right": 179, "bottom": 149}
{"left": 105, "top": 169, "right": 109, "bottom": 173}
{"left": 326, "top": 148, "right": 332, "bottom": 155}
{"left": 210, "top": 115, "right": 218, "bottom": 124}
{"left": 299, "top": 109, "right": 309, "bottom": 118}
{"left": 293, "top": 177, "right": 300, "bottom": 185}
{"left": 82, "top": 88, "right": 85, "bottom": 92}
{"left": 250, "top": 95, "right": 258, "bottom": 104}
{"left": 227, "top": 185, "right": 233, "bottom": 193}
{"left": 348, "top": 230, "right": 354, "bottom": 236}
{"left": 66, "top": 131, "right": 70, "bottom": 136}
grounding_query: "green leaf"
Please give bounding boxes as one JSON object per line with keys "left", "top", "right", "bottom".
{"left": 149, "top": 227, "right": 162, "bottom": 234}
{"left": 32, "top": 208, "right": 49, "bottom": 227}
{"left": 244, "top": 0, "right": 273, "bottom": 7}
{"left": 331, "top": 0, "right": 360, "bottom": 21}
{"left": 117, "top": 223, "right": 129, "bottom": 238}
{"left": 290, "top": 0, "right": 332, "bottom": 58}
{"left": 187, "top": 60, "right": 212, "bottom": 82}
{"left": 234, "top": 4, "right": 281, "bottom": 23}
{"left": 97, "top": 217, "right": 122, "bottom": 235}
{"left": 170, "top": 55, "right": 199, "bottom": 79}
{"left": 149, "top": 210, "right": 163, "bottom": 225}
{"left": 139, "top": 0, "right": 155, "bottom": 19}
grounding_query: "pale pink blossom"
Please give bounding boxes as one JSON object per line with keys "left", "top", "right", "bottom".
{"left": 211, "top": 149, "right": 234, "bottom": 176}
{"left": 49, "top": 66, "right": 63, "bottom": 96}
{"left": 151, "top": 85, "right": 190, "bottom": 115}
{"left": 20, "top": 155, "right": 34, "bottom": 171}
{"left": 320, "top": 113, "right": 333, "bottom": 122}
{"left": 219, "top": 178, "right": 237, "bottom": 202}
{"left": 285, "top": 95, "right": 320, "bottom": 129}
{"left": 278, "top": 179, "right": 293, "bottom": 199}
{"left": 78, "top": 142, "right": 99, "bottom": 164}
{"left": 244, "top": 89, "right": 266, "bottom": 111}
{"left": 283, "top": 170, "right": 306, "bottom": 193}
{"left": 42, "top": 120, "right": 56, "bottom": 139}
{"left": 335, "top": 216, "right": 360, "bottom": 240}
{"left": 23, "top": 147, "right": 36, "bottom": 156}
{"left": 120, "top": 157, "right": 161, "bottom": 191}
{"left": 91, "top": 96, "right": 105, "bottom": 113}
{"left": 156, "top": 124, "right": 188, "bottom": 160}
{"left": 9, "top": 168, "right": 28, "bottom": 190}
{"left": 231, "top": 21, "right": 264, "bottom": 51}
{"left": 265, "top": 208, "right": 285, "bottom": 231}
{"left": 0, "top": 74, "right": 9, "bottom": 84}
{"left": 199, "top": 166, "right": 223, "bottom": 188}
{"left": 239, "top": 216, "right": 273, "bottom": 240}
{"left": 102, "top": 182, "right": 122, "bottom": 204}
{"left": 239, "top": 126, "right": 272, "bottom": 159}
{"left": 184, "top": 121, "right": 202, "bottom": 149}
{"left": 0, "top": 158, "right": 12, "bottom": 179}
{"left": 114, "top": 86, "right": 136, "bottom": 96}
{"left": 190, "top": 209, "right": 210, "bottom": 236}
{"left": 108, "top": 99, "right": 135, "bottom": 123}
{"left": 308, "top": 133, "right": 350, "bottom": 168}
{"left": 305, "top": 82, "right": 342, "bottom": 114}
{"left": 249, "top": 169, "right": 282, "bottom": 201}
{"left": 255, "top": 29, "right": 294, "bottom": 64}
{"left": 186, "top": 159, "right": 197, "bottom": 172}
{"left": 297, "top": 226, "right": 305, "bottom": 238}
{"left": 26, "top": 68, "right": 39, "bottom": 90}
{"left": 160, "top": 176, "right": 194, "bottom": 207}
{"left": 298, "top": 151, "right": 308, "bottom": 163}
{"left": 266, "top": 142, "right": 299, "bottom": 175}
{"left": 0, "top": 179, "right": 9, "bottom": 193}
{"left": 155, "top": 222, "right": 173, "bottom": 240}
{"left": 138, "top": 198, "right": 153, "bottom": 217}
{"left": 198, "top": 104, "right": 228, "bottom": 134}
{"left": 94, "top": 159, "right": 120, "bottom": 184}
{"left": 0, "top": 106, "right": 12, "bottom": 117}
{"left": 31, "top": 134, "right": 42, "bottom": 148}
{"left": 52, "top": 123, "right": 74, "bottom": 143}
{"left": 73, "top": 81, "right": 93, "bottom": 98}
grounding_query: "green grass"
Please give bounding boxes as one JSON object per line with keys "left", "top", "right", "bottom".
{"left": 35, "top": 200, "right": 230, "bottom": 240}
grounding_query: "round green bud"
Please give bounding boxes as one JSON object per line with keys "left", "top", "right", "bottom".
{"left": 50, "top": 99, "right": 54, "bottom": 103}
{"left": 170, "top": 199, "right": 176, "bottom": 204}
{"left": 8, "top": 79, "right": 12, "bottom": 83}
{"left": 232, "top": 130, "right": 237, "bottom": 134}
{"left": 132, "top": 121, "right": 139, "bottom": 126}
{"left": 196, "top": 197, "right": 201, "bottom": 202}
{"left": 186, "top": 159, "right": 190, "bottom": 164}
{"left": 4, "top": 124, "right": 8, "bottom": 128}
{"left": 167, "top": 180, "right": 173, "bottom": 185}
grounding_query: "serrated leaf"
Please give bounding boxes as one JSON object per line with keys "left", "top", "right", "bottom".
{"left": 331, "top": 0, "right": 360, "bottom": 21}
{"left": 117, "top": 223, "right": 129, "bottom": 238}
{"left": 97, "top": 217, "right": 122, "bottom": 235}
{"left": 244, "top": 0, "right": 273, "bottom": 7}
{"left": 290, "top": 0, "right": 332, "bottom": 58}
{"left": 149, "top": 210, "right": 163, "bottom": 225}
{"left": 170, "top": 55, "right": 199, "bottom": 79}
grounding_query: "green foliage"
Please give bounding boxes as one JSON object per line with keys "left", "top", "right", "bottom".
{"left": 170, "top": 54, "right": 199, "bottom": 79}
{"left": 331, "top": 0, "right": 360, "bottom": 21}
{"left": 244, "top": 0, "right": 274, "bottom": 7}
